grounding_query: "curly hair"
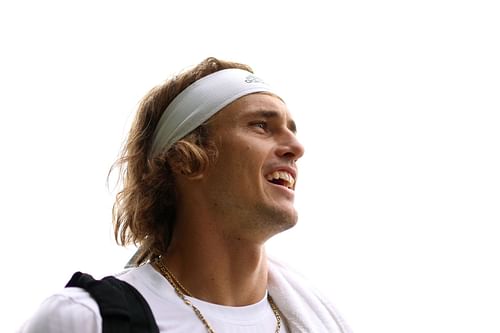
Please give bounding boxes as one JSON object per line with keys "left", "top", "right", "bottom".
{"left": 111, "top": 57, "right": 253, "bottom": 266}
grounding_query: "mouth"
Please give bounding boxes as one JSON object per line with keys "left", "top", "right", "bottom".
{"left": 265, "top": 170, "right": 296, "bottom": 190}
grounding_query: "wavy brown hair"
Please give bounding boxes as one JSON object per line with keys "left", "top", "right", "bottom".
{"left": 111, "top": 57, "right": 253, "bottom": 266}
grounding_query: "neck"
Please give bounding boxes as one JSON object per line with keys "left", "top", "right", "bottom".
{"left": 161, "top": 217, "right": 269, "bottom": 306}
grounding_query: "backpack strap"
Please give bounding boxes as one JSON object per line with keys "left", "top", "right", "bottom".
{"left": 66, "top": 271, "right": 159, "bottom": 333}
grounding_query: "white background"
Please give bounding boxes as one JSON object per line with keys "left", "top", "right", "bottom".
{"left": 1, "top": 1, "right": 499, "bottom": 332}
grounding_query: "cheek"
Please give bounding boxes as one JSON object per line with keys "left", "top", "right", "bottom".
{"left": 217, "top": 138, "right": 269, "bottom": 175}
{"left": 230, "top": 147, "right": 263, "bottom": 182}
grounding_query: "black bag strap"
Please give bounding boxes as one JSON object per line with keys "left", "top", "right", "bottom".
{"left": 66, "top": 271, "right": 159, "bottom": 333}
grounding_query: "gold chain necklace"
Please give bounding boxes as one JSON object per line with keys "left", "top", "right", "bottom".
{"left": 153, "top": 257, "right": 282, "bottom": 333}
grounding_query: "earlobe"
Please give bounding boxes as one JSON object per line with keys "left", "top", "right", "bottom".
{"left": 186, "top": 172, "right": 204, "bottom": 180}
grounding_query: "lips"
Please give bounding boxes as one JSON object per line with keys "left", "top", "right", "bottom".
{"left": 265, "top": 170, "right": 296, "bottom": 190}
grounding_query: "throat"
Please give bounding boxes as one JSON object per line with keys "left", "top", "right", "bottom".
{"left": 159, "top": 244, "right": 270, "bottom": 306}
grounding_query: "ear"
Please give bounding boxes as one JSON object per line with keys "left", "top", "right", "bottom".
{"left": 186, "top": 173, "right": 204, "bottom": 180}
{"left": 169, "top": 158, "right": 205, "bottom": 180}
{"left": 167, "top": 141, "right": 209, "bottom": 180}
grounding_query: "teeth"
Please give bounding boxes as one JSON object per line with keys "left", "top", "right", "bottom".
{"left": 266, "top": 171, "right": 296, "bottom": 189}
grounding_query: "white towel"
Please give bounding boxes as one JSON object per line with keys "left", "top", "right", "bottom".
{"left": 268, "top": 257, "right": 352, "bottom": 333}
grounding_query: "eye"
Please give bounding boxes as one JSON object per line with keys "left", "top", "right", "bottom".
{"left": 250, "top": 121, "right": 268, "bottom": 131}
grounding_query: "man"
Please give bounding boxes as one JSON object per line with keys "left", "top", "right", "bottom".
{"left": 20, "top": 57, "right": 351, "bottom": 332}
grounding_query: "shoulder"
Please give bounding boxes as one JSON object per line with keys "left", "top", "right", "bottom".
{"left": 114, "top": 263, "right": 164, "bottom": 298}
{"left": 19, "top": 287, "right": 101, "bottom": 333}
{"left": 267, "top": 256, "right": 352, "bottom": 333}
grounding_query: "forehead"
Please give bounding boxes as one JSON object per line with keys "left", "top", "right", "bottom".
{"left": 211, "top": 93, "right": 295, "bottom": 127}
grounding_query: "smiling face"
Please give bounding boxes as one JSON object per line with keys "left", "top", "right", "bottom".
{"left": 199, "top": 93, "right": 305, "bottom": 242}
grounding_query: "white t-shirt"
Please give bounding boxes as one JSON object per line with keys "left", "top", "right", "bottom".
{"left": 19, "top": 264, "right": 288, "bottom": 333}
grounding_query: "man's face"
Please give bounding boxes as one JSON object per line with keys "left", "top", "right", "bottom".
{"left": 201, "top": 93, "right": 305, "bottom": 241}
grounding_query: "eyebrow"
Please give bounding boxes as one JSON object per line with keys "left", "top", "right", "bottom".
{"left": 246, "top": 110, "right": 297, "bottom": 133}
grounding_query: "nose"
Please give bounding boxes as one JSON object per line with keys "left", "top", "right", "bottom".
{"left": 276, "top": 130, "right": 305, "bottom": 161}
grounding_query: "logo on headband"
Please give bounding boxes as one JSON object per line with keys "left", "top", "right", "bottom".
{"left": 245, "top": 75, "right": 265, "bottom": 84}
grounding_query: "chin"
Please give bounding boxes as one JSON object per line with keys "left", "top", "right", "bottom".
{"left": 266, "top": 207, "right": 299, "bottom": 234}
{"left": 244, "top": 203, "right": 298, "bottom": 240}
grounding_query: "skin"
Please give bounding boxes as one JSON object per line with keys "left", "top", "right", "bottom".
{"left": 162, "top": 93, "right": 305, "bottom": 306}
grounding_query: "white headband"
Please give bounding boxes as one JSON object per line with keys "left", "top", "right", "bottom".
{"left": 149, "top": 68, "right": 276, "bottom": 158}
